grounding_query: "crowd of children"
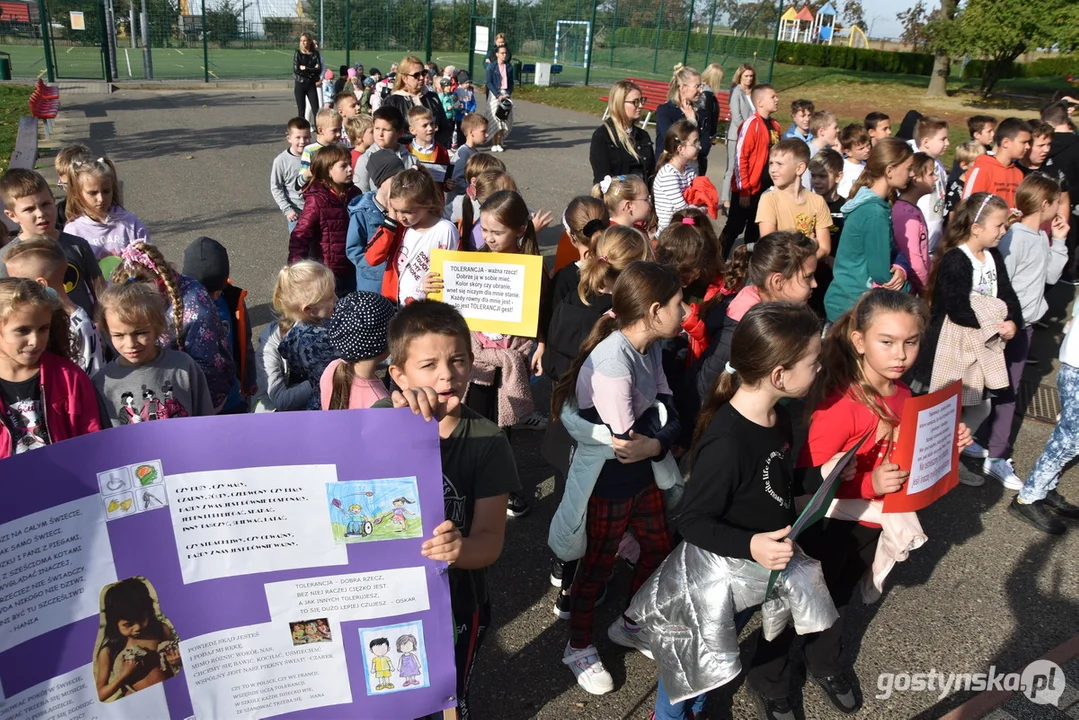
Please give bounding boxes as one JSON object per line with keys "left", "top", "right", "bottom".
{"left": 0, "top": 72, "right": 1077, "bottom": 720}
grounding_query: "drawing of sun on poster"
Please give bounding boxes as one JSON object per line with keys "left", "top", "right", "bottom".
{"left": 326, "top": 477, "right": 422, "bottom": 543}
{"left": 429, "top": 249, "right": 544, "bottom": 337}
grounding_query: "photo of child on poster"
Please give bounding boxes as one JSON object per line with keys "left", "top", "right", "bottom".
{"left": 326, "top": 477, "right": 422, "bottom": 544}
{"left": 289, "top": 618, "right": 333, "bottom": 645}
{"left": 93, "top": 577, "right": 182, "bottom": 703}
{"left": 359, "top": 621, "right": 431, "bottom": 695}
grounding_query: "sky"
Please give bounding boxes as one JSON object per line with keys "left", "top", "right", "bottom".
{"left": 861, "top": 0, "right": 940, "bottom": 41}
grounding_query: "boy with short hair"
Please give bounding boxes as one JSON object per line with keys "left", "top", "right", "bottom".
{"left": 375, "top": 299, "right": 518, "bottom": 720}
{"left": 836, "top": 124, "right": 871, "bottom": 199}
{"left": 271, "top": 117, "right": 310, "bottom": 232}
{"left": 346, "top": 151, "right": 405, "bottom": 293}
{"left": 334, "top": 92, "right": 360, "bottom": 147}
{"left": 802, "top": 110, "right": 838, "bottom": 188}
{"left": 865, "top": 112, "right": 891, "bottom": 146}
{"left": 354, "top": 107, "right": 417, "bottom": 193}
{"left": 756, "top": 138, "right": 831, "bottom": 258}
{"left": 0, "top": 168, "right": 103, "bottom": 317}
{"left": 54, "top": 142, "right": 91, "bottom": 227}
{"left": 969, "top": 115, "right": 997, "bottom": 153}
{"left": 963, "top": 117, "right": 1033, "bottom": 208}
{"left": 4, "top": 236, "right": 103, "bottom": 375}
{"left": 783, "top": 99, "right": 815, "bottom": 144}
{"left": 913, "top": 116, "right": 950, "bottom": 251}
{"left": 452, "top": 113, "right": 488, "bottom": 186}
{"left": 944, "top": 141, "right": 986, "bottom": 220}
{"left": 1042, "top": 101, "right": 1079, "bottom": 283}
{"left": 721, "top": 83, "right": 782, "bottom": 254}
{"left": 344, "top": 115, "right": 374, "bottom": 171}
{"left": 300, "top": 108, "right": 342, "bottom": 183}
{"left": 406, "top": 106, "right": 453, "bottom": 190}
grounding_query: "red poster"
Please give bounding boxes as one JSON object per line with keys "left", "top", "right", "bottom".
{"left": 882, "top": 381, "right": 963, "bottom": 514}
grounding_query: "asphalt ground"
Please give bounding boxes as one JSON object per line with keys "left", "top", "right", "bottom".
{"left": 44, "top": 87, "right": 1079, "bottom": 719}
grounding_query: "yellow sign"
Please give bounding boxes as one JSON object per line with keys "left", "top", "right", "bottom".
{"left": 70, "top": 10, "right": 85, "bottom": 30}
{"left": 429, "top": 250, "right": 544, "bottom": 337}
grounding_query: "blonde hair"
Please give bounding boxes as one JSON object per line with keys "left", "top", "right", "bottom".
{"left": 55, "top": 143, "right": 91, "bottom": 182}
{"left": 604, "top": 81, "right": 644, "bottom": 161}
{"left": 591, "top": 174, "right": 648, "bottom": 216}
{"left": 344, "top": 114, "right": 373, "bottom": 146}
{"left": 67, "top": 156, "right": 123, "bottom": 222}
{"left": 109, "top": 242, "right": 185, "bottom": 349}
{"left": 97, "top": 281, "right": 167, "bottom": 338}
{"left": 1014, "top": 173, "right": 1062, "bottom": 220}
{"left": 2, "top": 237, "right": 66, "bottom": 286}
{"left": 700, "top": 63, "right": 724, "bottom": 92}
{"left": 0, "top": 277, "right": 70, "bottom": 360}
{"left": 577, "top": 226, "right": 651, "bottom": 304}
{"left": 849, "top": 137, "right": 913, "bottom": 199}
{"left": 389, "top": 166, "right": 444, "bottom": 219}
{"left": 955, "top": 140, "right": 986, "bottom": 166}
{"left": 392, "top": 56, "right": 424, "bottom": 92}
{"left": 462, "top": 152, "right": 505, "bottom": 185}
{"left": 315, "top": 108, "right": 341, "bottom": 133}
{"left": 272, "top": 261, "right": 336, "bottom": 335}
{"left": 667, "top": 64, "right": 701, "bottom": 104}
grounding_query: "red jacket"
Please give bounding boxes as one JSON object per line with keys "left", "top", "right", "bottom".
{"left": 0, "top": 352, "right": 102, "bottom": 460}
{"left": 962, "top": 154, "right": 1023, "bottom": 209}
{"left": 732, "top": 113, "right": 781, "bottom": 198}
{"left": 364, "top": 222, "right": 408, "bottom": 302}
{"left": 288, "top": 182, "right": 361, "bottom": 274}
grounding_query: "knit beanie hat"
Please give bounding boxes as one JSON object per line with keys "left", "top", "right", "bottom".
{"left": 368, "top": 151, "right": 406, "bottom": 190}
{"left": 347, "top": 68, "right": 358, "bottom": 78}
{"left": 181, "top": 236, "right": 230, "bottom": 293}
{"left": 329, "top": 291, "right": 396, "bottom": 361}
{"left": 324, "top": 69, "right": 334, "bottom": 81}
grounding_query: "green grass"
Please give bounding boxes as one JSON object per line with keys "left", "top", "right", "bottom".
{"left": 330, "top": 515, "right": 422, "bottom": 544}
{"left": 0, "top": 85, "right": 32, "bottom": 169}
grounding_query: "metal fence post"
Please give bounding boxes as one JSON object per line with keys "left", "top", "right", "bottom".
{"left": 681, "top": 0, "right": 693, "bottom": 66}
{"left": 703, "top": 0, "right": 716, "bottom": 66}
{"left": 451, "top": 0, "right": 457, "bottom": 51}
{"left": 608, "top": 0, "right": 618, "bottom": 68}
{"left": 541, "top": 0, "right": 550, "bottom": 57}
{"left": 36, "top": 0, "right": 55, "bottom": 81}
{"left": 584, "top": 0, "right": 597, "bottom": 84}
{"left": 767, "top": 0, "right": 783, "bottom": 82}
{"left": 651, "top": 0, "right": 664, "bottom": 75}
{"left": 201, "top": 0, "right": 208, "bottom": 82}
{"left": 345, "top": 0, "right": 351, "bottom": 66}
{"left": 425, "top": 0, "right": 432, "bottom": 62}
{"left": 140, "top": 0, "right": 152, "bottom": 78}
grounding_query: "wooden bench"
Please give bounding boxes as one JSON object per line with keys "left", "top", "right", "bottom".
{"left": 600, "top": 77, "right": 732, "bottom": 135}
{"left": 28, "top": 78, "right": 60, "bottom": 139}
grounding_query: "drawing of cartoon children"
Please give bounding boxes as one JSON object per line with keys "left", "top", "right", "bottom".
{"left": 140, "top": 389, "right": 164, "bottom": 421}
{"left": 387, "top": 497, "right": 416, "bottom": 533}
{"left": 162, "top": 382, "right": 188, "bottom": 419}
{"left": 396, "top": 634, "right": 422, "bottom": 687}
{"left": 369, "top": 638, "right": 394, "bottom": 691}
{"left": 118, "top": 393, "right": 141, "bottom": 425}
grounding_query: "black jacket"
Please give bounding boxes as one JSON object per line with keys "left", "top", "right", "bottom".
{"left": 1046, "top": 131, "right": 1079, "bottom": 198}
{"left": 655, "top": 101, "right": 715, "bottom": 162}
{"left": 384, "top": 90, "right": 453, "bottom": 149}
{"left": 911, "top": 246, "right": 1023, "bottom": 387}
{"left": 545, "top": 269, "right": 612, "bottom": 383}
{"left": 589, "top": 119, "right": 656, "bottom": 184}
{"left": 293, "top": 50, "right": 322, "bottom": 84}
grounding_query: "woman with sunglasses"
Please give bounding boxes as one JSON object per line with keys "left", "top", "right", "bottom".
{"left": 655, "top": 64, "right": 716, "bottom": 175}
{"left": 384, "top": 55, "right": 452, "bottom": 148}
{"left": 589, "top": 80, "right": 656, "bottom": 185}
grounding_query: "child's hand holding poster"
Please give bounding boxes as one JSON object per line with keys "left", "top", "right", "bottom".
{"left": 429, "top": 249, "right": 544, "bottom": 337}
{"left": 882, "top": 381, "right": 963, "bottom": 513}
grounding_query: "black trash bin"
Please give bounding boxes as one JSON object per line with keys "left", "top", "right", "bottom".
{"left": 0, "top": 52, "right": 11, "bottom": 81}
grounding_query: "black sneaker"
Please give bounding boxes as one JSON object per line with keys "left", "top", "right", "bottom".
{"left": 549, "top": 558, "right": 564, "bottom": 588}
{"left": 506, "top": 492, "right": 530, "bottom": 518}
{"left": 552, "top": 583, "right": 608, "bottom": 621}
{"left": 808, "top": 671, "right": 862, "bottom": 714}
{"left": 1044, "top": 490, "right": 1079, "bottom": 519}
{"left": 1010, "top": 497, "right": 1068, "bottom": 534}
{"left": 748, "top": 687, "right": 797, "bottom": 720}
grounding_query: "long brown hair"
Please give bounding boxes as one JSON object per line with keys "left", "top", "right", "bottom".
{"left": 478, "top": 190, "right": 538, "bottom": 255}
{"left": 551, "top": 261, "right": 681, "bottom": 420}
{"left": 720, "top": 230, "right": 818, "bottom": 296}
{"left": 849, "top": 137, "right": 913, "bottom": 200}
{"left": 460, "top": 170, "right": 516, "bottom": 243}
{"left": 307, "top": 144, "right": 352, "bottom": 195}
{"left": 328, "top": 361, "right": 356, "bottom": 410}
{"left": 656, "top": 119, "right": 697, "bottom": 173}
{"left": 924, "top": 192, "right": 1008, "bottom": 306}
{"left": 0, "top": 277, "right": 70, "bottom": 360}
{"left": 692, "top": 302, "right": 820, "bottom": 452}
{"left": 654, "top": 214, "right": 721, "bottom": 287}
{"left": 110, "top": 243, "right": 186, "bottom": 349}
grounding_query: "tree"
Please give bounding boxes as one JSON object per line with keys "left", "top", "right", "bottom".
{"left": 718, "top": 0, "right": 779, "bottom": 37}
{"left": 896, "top": 0, "right": 936, "bottom": 51}
{"left": 925, "top": 0, "right": 956, "bottom": 98}
{"left": 840, "top": 0, "right": 865, "bottom": 30}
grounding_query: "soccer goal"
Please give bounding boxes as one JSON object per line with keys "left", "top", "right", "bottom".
{"left": 553, "top": 20, "right": 592, "bottom": 68}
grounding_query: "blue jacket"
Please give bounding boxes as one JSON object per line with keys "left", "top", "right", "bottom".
{"left": 486, "top": 61, "right": 514, "bottom": 99}
{"left": 345, "top": 191, "right": 389, "bottom": 293}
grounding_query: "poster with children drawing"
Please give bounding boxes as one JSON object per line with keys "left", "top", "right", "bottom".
{"left": 0, "top": 409, "right": 455, "bottom": 720}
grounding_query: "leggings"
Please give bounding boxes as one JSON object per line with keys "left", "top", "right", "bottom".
{"left": 293, "top": 79, "right": 319, "bottom": 122}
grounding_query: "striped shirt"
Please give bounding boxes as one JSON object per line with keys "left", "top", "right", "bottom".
{"left": 654, "top": 162, "right": 697, "bottom": 231}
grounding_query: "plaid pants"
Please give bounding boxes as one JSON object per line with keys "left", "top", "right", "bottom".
{"left": 569, "top": 483, "right": 672, "bottom": 647}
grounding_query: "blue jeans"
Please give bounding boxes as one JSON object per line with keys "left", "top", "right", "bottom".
{"left": 653, "top": 605, "right": 759, "bottom": 719}
{"left": 1019, "top": 362, "right": 1078, "bottom": 503}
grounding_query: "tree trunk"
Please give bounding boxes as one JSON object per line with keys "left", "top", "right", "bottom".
{"left": 925, "top": 0, "right": 957, "bottom": 97}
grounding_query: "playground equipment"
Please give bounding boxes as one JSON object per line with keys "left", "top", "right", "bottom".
{"left": 847, "top": 25, "right": 868, "bottom": 48}
{"left": 778, "top": 4, "right": 838, "bottom": 45}
{"left": 552, "top": 19, "right": 591, "bottom": 68}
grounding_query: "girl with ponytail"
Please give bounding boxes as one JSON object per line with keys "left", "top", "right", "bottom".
{"left": 549, "top": 196, "right": 610, "bottom": 310}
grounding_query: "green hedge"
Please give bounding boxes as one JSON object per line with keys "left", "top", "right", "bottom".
{"left": 962, "top": 55, "right": 1079, "bottom": 80}
{"left": 609, "top": 27, "right": 774, "bottom": 56}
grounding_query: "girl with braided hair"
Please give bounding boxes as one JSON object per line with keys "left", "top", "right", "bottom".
{"left": 112, "top": 243, "right": 235, "bottom": 412}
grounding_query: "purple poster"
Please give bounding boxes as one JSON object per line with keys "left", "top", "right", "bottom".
{"left": 0, "top": 408, "right": 455, "bottom": 719}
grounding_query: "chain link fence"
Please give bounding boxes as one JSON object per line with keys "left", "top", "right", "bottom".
{"left": 9, "top": 0, "right": 778, "bottom": 84}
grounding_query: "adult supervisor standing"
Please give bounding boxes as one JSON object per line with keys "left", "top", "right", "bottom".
{"left": 384, "top": 55, "right": 453, "bottom": 148}
{"left": 721, "top": 64, "right": 757, "bottom": 211}
{"left": 292, "top": 33, "right": 322, "bottom": 123}
{"left": 655, "top": 65, "right": 716, "bottom": 174}
{"left": 589, "top": 80, "right": 656, "bottom": 184}
{"left": 486, "top": 46, "right": 515, "bottom": 153}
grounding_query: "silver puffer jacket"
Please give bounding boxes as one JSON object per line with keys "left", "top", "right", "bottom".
{"left": 628, "top": 541, "right": 838, "bottom": 704}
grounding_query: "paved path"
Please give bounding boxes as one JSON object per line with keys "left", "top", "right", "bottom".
{"left": 46, "top": 88, "right": 1079, "bottom": 719}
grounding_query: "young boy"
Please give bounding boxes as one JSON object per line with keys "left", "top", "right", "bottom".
{"left": 346, "top": 151, "right": 405, "bottom": 293}
{"left": 54, "top": 142, "right": 91, "bottom": 227}
{"left": 181, "top": 236, "right": 256, "bottom": 413}
{"left": 344, "top": 115, "right": 374, "bottom": 171}
{"left": 865, "top": 111, "right": 892, "bottom": 146}
{"left": 354, "top": 107, "right": 416, "bottom": 193}
{"left": 359, "top": 76, "right": 376, "bottom": 114}
{"left": 913, "top": 116, "right": 949, "bottom": 251}
{"left": 406, "top": 106, "right": 453, "bottom": 191}
{"left": 1042, "top": 101, "right": 1079, "bottom": 283}
{"left": 3, "top": 237, "right": 103, "bottom": 375}
{"left": 802, "top": 110, "right": 838, "bottom": 188}
{"left": 809, "top": 148, "right": 846, "bottom": 247}
{"left": 721, "top": 83, "right": 782, "bottom": 254}
{"left": 836, "top": 124, "right": 871, "bottom": 199}
{"left": 944, "top": 140, "right": 986, "bottom": 220}
{"left": 963, "top": 117, "right": 1032, "bottom": 209}
{"left": 334, "top": 92, "right": 360, "bottom": 147}
{"left": 783, "top": 99, "right": 815, "bottom": 144}
{"left": 0, "top": 168, "right": 103, "bottom": 317}
{"left": 451, "top": 113, "right": 488, "bottom": 186}
{"left": 271, "top": 117, "right": 310, "bottom": 233}
{"left": 757, "top": 139, "right": 831, "bottom": 258}
{"left": 300, "top": 108, "right": 342, "bottom": 183}
{"left": 969, "top": 115, "right": 997, "bottom": 153}
{"left": 375, "top": 299, "right": 518, "bottom": 720}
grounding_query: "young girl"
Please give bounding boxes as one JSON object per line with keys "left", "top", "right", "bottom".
{"left": 95, "top": 578, "right": 180, "bottom": 702}
{"left": 549, "top": 261, "right": 684, "bottom": 696}
{"left": 825, "top": 137, "right": 913, "bottom": 321}
{"left": 549, "top": 196, "right": 610, "bottom": 314}
{"left": 913, "top": 193, "right": 1024, "bottom": 488}
{"left": 653, "top": 120, "right": 700, "bottom": 231}
{"left": 289, "top": 144, "right": 362, "bottom": 297}
{"left": 790, "top": 289, "right": 971, "bottom": 717}
{"left": 456, "top": 169, "right": 517, "bottom": 250}
{"left": 269, "top": 261, "right": 337, "bottom": 411}
{"left": 644, "top": 302, "right": 829, "bottom": 720}
{"left": 397, "top": 634, "right": 423, "bottom": 686}
{"left": 63, "top": 156, "right": 149, "bottom": 260}
{"left": 591, "top": 173, "right": 653, "bottom": 232}
{"left": 448, "top": 151, "right": 505, "bottom": 228}
{"left": 0, "top": 278, "right": 100, "bottom": 458}
{"left": 115, "top": 243, "right": 235, "bottom": 413}
{"left": 93, "top": 282, "right": 213, "bottom": 424}
{"left": 892, "top": 152, "right": 935, "bottom": 294}
{"left": 320, "top": 290, "right": 396, "bottom": 410}
{"left": 365, "top": 167, "right": 460, "bottom": 306}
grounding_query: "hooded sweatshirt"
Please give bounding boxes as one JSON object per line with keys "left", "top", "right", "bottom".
{"left": 1045, "top": 131, "right": 1079, "bottom": 207}
{"left": 825, "top": 187, "right": 903, "bottom": 321}
{"left": 64, "top": 205, "right": 149, "bottom": 260}
{"left": 999, "top": 222, "right": 1068, "bottom": 327}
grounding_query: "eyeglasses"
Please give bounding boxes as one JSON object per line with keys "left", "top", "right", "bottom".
{"left": 624, "top": 98, "right": 644, "bottom": 108}
{"left": 681, "top": 140, "right": 702, "bottom": 148}
{"left": 406, "top": 71, "right": 425, "bottom": 80}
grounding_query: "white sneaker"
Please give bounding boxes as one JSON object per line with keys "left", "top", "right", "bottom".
{"left": 492, "top": 144, "right": 504, "bottom": 152}
{"left": 562, "top": 643, "right": 614, "bottom": 695}
{"left": 607, "top": 617, "right": 654, "bottom": 660}
{"left": 984, "top": 457, "right": 1024, "bottom": 490}
{"left": 962, "top": 441, "right": 989, "bottom": 459}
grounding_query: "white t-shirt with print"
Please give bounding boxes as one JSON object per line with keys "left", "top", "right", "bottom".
{"left": 394, "top": 218, "right": 461, "bottom": 305}
{"left": 960, "top": 243, "right": 998, "bottom": 298}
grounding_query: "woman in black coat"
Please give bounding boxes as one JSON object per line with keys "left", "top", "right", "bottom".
{"left": 292, "top": 33, "right": 322, "bottom": 121}
{"left": 383, "top": 55, "right": 453, "bottom": 148}
{"left": 589, "top": 80, "right": 656, "bottom": 184}
{"left": 655, "top": 64, "right": 716, "bottom": 175}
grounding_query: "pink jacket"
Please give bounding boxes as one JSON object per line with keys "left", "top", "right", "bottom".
{"left": 892, "top": 199, "right": 930, "bottom": 294}
{"left": 0, "top": 352, "right": 102, "bottom": 460}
